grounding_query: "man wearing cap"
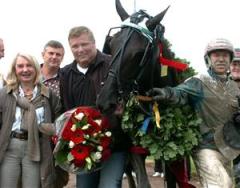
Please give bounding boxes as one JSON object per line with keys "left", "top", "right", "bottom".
{"left": 148, "top": 38, "right": 240, "bottom": 187}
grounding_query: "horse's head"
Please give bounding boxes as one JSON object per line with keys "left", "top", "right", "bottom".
{"left": 97, "top": 0, "right": 170, "bottom": 114}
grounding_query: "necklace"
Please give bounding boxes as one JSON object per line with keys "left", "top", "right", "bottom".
{"left": 24, "top": 92, "right": 33, "bottom": 96}
{"left": 24, "top": 91, "right": 33, "bottom": 100}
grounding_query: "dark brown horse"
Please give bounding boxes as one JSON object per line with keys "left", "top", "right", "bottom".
{"left": 97, "top": 0, "right": 179, "bottom": 187}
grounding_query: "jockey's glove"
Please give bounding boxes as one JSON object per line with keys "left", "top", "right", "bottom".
{"left": 147, "top": 87, "right": 172, "bottom": 102}
{"left": 233, "top": 111, "right": 240, "bottom": 126}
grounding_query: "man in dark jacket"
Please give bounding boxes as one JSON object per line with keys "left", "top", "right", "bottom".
{"left": 59, "top": 26, "right": 129, "bottom": 188}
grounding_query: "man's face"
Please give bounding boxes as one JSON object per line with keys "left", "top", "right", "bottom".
{"left": 42, "top": 46, "right": 64, "bottom": 69}
{"left": 69, "top": 33, "right": 97, "bottom": 68}
{"left": 209, "top": 50, "right": 231, "bottom": 75}
{"left": 0, "top": 40, "right": 5, "bottom": 59}
{"left": 230, "top": 61, "right": 240, "bottom": 80}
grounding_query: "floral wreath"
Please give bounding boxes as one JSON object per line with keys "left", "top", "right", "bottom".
{"left": 121, "top": 93, "right": 202, "bottom": 161}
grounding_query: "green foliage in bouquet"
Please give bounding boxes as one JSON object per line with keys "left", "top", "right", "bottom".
{"left": 121, "top": 94, "right": 202, "bottom": 161}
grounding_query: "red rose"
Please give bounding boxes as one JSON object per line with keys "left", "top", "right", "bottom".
{"left": 71, "top": 145, "right": 91, "bottom": 161}
{"left": 100, "top": 136, "right": 111, "bottom": 149}
{"left": 100, "top": 117, "right": 110, "bottom": 129}
{"left": 83, "top": 118, "right": 101, "bottom": 135}
{"left": 73, "top": 159, "right": 85, "bottom": 167}
{"left": 76, "top": 107, "right": 101, "bottom": 119}
{"left": 61, "top": 125, "right": 74, "bottom": 141}
{"left": 71, "top": 129, "right": 85, "bottom": 144}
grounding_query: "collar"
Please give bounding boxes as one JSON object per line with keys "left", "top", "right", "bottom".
{"left": 19, "top": 85, "right": 38, "bottom": 99}
{"left": 6, "top": 83, "right": 50, "bottom": 98}
{"left": 71, "top": 50, "right": 107, "bottom": 73}
{"left": 40, "top": 63, "right": 60, "bottom": 81}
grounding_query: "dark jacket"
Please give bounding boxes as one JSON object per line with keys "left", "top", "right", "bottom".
{"left": 59, "top": 50, "right": 110, "bottom": 110}
{"left": 59, "top": 50, "right": 131, "bottom": 151}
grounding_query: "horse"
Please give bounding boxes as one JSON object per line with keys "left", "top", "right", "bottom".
{"left": 97, "top": 0, "right": 182, "bottom": 187}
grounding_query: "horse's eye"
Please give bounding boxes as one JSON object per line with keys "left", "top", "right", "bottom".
{"left": 134, "top": 51, "right": 145, "bottom": 60}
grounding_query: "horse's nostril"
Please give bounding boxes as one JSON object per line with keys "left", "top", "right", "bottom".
{"left": 98, "top": 103, "right": 117, "bottom": 115}
{"left": 97, "top": 104, "right": 103, "bottom": 111}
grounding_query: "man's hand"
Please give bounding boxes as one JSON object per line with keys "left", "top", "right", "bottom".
{"left": 147, "top": 88, "right": 168, "bottom": 101}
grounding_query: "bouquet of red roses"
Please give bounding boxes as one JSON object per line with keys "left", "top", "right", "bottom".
{"left": 53, "top": 106, "right": 112, "bottom": 174}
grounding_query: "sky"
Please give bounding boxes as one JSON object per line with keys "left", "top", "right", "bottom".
{"left": 1, "top": 0, "right": 240, "bottom": 75}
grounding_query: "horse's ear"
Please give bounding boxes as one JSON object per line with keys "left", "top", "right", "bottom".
{"left": 146, "top": 5, "right": 170, "bottom": 31}
{"left": 115, "top": 0, "right": 129, "bottom": 21}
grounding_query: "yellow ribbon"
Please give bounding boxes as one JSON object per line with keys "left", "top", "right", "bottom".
{"left": 153, "top": 102, "right": 160, "bottom": 128}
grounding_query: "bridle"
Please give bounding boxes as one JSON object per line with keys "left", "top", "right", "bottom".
{"left": 103, "top": 10, "right": 165, "bottom": 103}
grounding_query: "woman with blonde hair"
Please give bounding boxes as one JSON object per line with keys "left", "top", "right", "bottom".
{"left": 0, "top": 53, "right": 62, "bottom": 188}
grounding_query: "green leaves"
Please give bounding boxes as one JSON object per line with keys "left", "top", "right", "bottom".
{"left": 55, "top": 148, "right": 68, "bottom": 164}
{"left": 67, "top": 153, "right": 74, "bottom": 161}
{"left": 121, "top": 94, "right": 202, "bottom": 161}
{"left": 137, "top": 113, "right": 145, "bottom": 122}
{"left": 85, "top": 157, "right": 92, "bottom": 170}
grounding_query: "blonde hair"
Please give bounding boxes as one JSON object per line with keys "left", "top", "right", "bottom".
{"left": 6, "top": 53, "right": 41, "bottom": 89}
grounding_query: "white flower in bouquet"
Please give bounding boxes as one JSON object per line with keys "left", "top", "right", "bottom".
{"left": 105, "top": 131, "right": 112, "bottom": 137}
{"left": 74, "top": 112, "right": 84, "bottom": 120}
{"left": 94, "top": 119, "right": 102, "bottom": 125}
{"left": 94, "top": 152, "right": 102, "bottom": 160}
{"left": 69, "top": 140, "right": 75, "bottom": 148}
{"left": 82, "top": 124, "right": 90, "bottom": 130}
{"left": 97, "top": 146, "right": 103, "bottom": 151}
{"left": 71, "top": 124, "right": 77, "bottom": 132}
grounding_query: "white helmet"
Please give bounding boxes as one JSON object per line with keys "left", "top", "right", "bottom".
{"left": 204, "top": 38, "right": 234, "bottom": 68}
{"left": 233, "top": 48, "right": 240, "bottom": 62}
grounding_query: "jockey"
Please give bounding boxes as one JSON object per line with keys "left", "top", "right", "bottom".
{"left": 148, "top": 38, "right": 240, "bottom": 188}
